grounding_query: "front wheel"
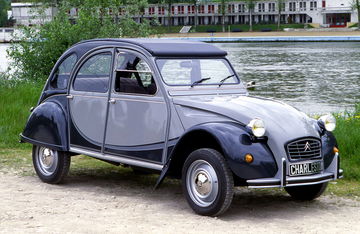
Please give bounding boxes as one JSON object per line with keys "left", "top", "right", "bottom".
{"left": 32, "top": 145, "right": 71, "bottom": 184}
{"left": 182, "top": 148, "right": 234, "bottom": 216}
{"left": 285, "top": 182, "right": 328, "bottom": 201}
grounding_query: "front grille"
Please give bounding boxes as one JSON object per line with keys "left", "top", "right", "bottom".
{"left": 286, "top": 138, "right": 322, "bottom": 160}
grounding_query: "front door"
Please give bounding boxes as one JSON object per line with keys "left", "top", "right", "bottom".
{"left": 104, "top": 50, "right": 167, "bottom": 163}
{"left": 68, "top": 49, "right": 114, "bottom": 151}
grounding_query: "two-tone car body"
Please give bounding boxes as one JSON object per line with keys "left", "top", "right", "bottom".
{"left": 21, "top": 39, "right": 343, "bottom": 216}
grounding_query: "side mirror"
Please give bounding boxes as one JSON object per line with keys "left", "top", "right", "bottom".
{"left": 246, "top": 81, "right": 256, "bottom": 90}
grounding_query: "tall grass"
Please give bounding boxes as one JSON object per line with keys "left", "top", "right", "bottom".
{"left": 0, "top": 81, "right": 43, "bottom": 149}
{"left": 333, "top": 104, "right": 360, "bottom": 180}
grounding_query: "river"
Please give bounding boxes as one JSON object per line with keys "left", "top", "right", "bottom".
{"left": 1, "top": 42, "right": 359, "bottom": 114}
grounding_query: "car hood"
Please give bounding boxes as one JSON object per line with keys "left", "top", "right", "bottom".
{"left": 173, "top": 94, "right": 320, "bottom": 141}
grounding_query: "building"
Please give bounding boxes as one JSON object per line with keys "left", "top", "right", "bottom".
{"left": 11, "top": 0, "right": 359, "bottom": 28}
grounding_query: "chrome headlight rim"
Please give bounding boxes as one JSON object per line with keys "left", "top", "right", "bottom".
{"left": 247, "top": 118, "right": 266, "bottom": 137}
{"left": 318, "top": 114, "right": 336, "bottom": 132}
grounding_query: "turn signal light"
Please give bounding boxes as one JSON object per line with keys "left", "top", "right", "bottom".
{"left": 245, "top": 154, "right": 254, "bottom": 163}
{"left": 333, "top": 147, "right": 339, "bottom": 154}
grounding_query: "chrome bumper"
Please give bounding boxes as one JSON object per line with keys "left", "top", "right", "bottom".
{"left": 247, "top": 153, "right": 343, "bottom": 188}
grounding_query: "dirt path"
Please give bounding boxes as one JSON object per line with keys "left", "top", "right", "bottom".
{"left": 1, "top": 172, "right": 360, "bottom": 233}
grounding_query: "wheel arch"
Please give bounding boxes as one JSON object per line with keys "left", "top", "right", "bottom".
{"left": 21, "top": 100, "right": 68, "bottom": 151}
{"left": 168, "top": 128, "right": 225, "bottom": 178}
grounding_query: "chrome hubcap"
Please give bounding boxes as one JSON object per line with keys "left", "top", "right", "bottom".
{"left": 186, "top": 160, "right": 218, "bottom": 207}
{"left": 36, "top": 147, "right": 58, "bottom": 176}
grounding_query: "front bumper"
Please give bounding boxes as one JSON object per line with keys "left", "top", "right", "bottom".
{"left": 246, "top": 153, "right": 343, "bottom": 188}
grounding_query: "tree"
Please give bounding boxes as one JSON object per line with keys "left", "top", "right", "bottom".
{"left": 355, "top": 0, "right": 360, "bottom": 30}
{"left": 7, "top": 0, "right": 154, "bottom": 81}
{"left": 220, "top": 0, "right": 226, "bottom": 32}
{"left": 0, "top": 0, "right": 9, "bottom": 27}
{"left": 277, "top": 0, "right": 284, "bottom": 31}
{"left": 245, "top": 0, "right": 255, "bottom": 32}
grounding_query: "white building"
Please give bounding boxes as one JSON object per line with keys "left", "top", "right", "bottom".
{"left": 11, "top": 0, "right": 359, "bottom": 28}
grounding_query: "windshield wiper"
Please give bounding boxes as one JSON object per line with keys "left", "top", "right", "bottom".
{"left": 218, "top": 74, "right": 236, "bottom": 87}
{"left": 190, "top": 77, "right": 211, "bottom": 87}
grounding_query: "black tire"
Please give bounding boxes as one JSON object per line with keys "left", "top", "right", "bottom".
{"left": 285, "top": 182, "right": 328, "bottom": 201}
{"left": 32, "top": 145, "right": 71, "bottom": 184}
{"left": 182, "top": 148, "right": 234, "bottom": 216}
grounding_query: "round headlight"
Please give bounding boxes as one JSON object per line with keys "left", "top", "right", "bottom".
{"left": 319, "top": 114, "right": 336, "bottom": 132}
{"left": 247, "top": 118, "right": 266, "bottom": 137}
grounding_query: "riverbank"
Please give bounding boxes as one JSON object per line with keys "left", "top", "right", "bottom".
{"left": 158, "top": 31, "right": 360, "bottom": 42}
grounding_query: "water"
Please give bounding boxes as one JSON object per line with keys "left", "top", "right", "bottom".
{"left": 1, "top": 42, "right": 359, "bottom": 114}
{"left": 216, "top": 42, "right": 360, "bottom": 114}
{"left": 0, "top": 44, "right": 10, "bottom": 73}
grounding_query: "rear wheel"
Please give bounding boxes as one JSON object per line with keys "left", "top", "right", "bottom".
{"left": 182, "top": 148, "right": 234, "bottom": 216}
{"left": 32, "top": 145, "right": 70, "bottom": 184}
{"left": 285, "top": 182, "right": 328, "bottom": 201}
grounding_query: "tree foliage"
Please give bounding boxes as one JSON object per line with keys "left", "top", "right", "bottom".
{"left": 0, "top": 0, "right": 9, "bottom": 27}
{"left": 7, "top": 0, "right": 154, "bottom": 81}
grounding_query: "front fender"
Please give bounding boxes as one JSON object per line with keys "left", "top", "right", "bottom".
{"left": 21, "top": 101, "right": 68, "bottom": 151}
{"left": 185, "top": 122, "right": 278, "bottom": 180}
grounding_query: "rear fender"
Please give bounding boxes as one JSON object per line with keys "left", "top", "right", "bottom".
{"left": 21, "top": 101, "right": 68, "bottom": 151}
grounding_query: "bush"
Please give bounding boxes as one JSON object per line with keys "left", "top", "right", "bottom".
{"left": 334, "top": 104, "right": 360, "bottom": 180}
{"left": 7, "top": 0, "right": 154, "bottom": 82}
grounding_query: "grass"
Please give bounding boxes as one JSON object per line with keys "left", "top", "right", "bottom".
{"left": 0, "top": 80, "right": 43, "bottom": 149}
{"left": 152, "top": 23, "right": 307, "bottom": 34}
{"left": 0, "top": 81, "right": 359, "bottom": 198}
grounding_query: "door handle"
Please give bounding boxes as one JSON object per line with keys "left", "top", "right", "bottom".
{"left": 66, "top": 95, "right": 74, "bottom": 100}
{"left": 109, "top": 98, "right": 116, "bottom": 104}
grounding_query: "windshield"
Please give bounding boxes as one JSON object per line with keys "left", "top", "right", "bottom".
{"left": 156, "top": 59, "right": 239, "bottom": 86}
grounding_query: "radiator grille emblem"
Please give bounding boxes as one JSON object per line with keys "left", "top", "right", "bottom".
{"left": 304, "top": 142, "right": 311, "bottom": 152}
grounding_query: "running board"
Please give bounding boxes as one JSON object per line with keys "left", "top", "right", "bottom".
{"left": 70, "top": 147, "right": 163, "bottom": 171}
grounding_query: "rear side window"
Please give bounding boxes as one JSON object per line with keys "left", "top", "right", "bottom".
{"left": 73, "top": 53, "right": 112, "bottom": 93}
{"left": 50, "top": 54, "right": 77, "bottom": 89}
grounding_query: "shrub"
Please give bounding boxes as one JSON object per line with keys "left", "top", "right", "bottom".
{"left": 7, "top": 0, "right": 154, "bottom": 82}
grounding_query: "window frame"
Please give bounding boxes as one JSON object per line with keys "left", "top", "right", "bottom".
{"left": 49, "top": 53, "right": 78, "bottom": 90}
{"left": 155, "top": 57, "right": 241, "bottom": 87}
{"left": 112, "top": 49, "right": 159, "bottom": 97}
{"left": 72, "top": 51, "right": 113, "bottom": 93}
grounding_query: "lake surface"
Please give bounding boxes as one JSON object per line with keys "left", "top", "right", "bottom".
{"left": 1, "top": 42, "right": 359, "bottom": 114}
{"left": 0, "top": 44, "right": 10, "bottom": 73}
{"left": 216, "top": 42, "right": 360, "bottom": 114}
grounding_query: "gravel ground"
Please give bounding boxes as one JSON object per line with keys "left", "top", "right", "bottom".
{"left": 1, "top": 171, "right": 360, "bottom": 234}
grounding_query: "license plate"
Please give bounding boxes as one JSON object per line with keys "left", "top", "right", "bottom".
{"left": 289, "top": 161, "right": 323, "bottom": 176}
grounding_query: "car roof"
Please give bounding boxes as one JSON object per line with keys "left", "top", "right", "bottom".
{"left": 74, "top": 38, "right": 227, "bottom": 57}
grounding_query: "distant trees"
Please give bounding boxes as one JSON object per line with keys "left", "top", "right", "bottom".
{"left": 0, "top": 0, "right": 9, "bottom": 27}
{"left": 8, "top": 0, "right": 154, "bottom": 81}
{"left": 277, "top": 0, "right": 284, "bottom": 30}
{"left": 355, "top": 0, "right": 360, "bottom": 29}
{"left": 245, "top": 0, "right": 255, "bottom": 31}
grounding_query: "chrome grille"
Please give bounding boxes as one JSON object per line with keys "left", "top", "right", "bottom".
{"left": 286, "top": 138, "right": 322, "bottom": 160}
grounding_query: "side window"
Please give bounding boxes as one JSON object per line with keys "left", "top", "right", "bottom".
{"left": 50, "top": 54, "right": 77, "bottom": 89}
{"left": 73, "top": 53, "right": 112, "bottom": 93}
{"left": 114, "top": 52, "right": 156, "bottom": 95}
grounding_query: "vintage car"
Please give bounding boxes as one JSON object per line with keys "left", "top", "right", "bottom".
{"left": 21, "top": 39, "right": 343, "bottom": 216}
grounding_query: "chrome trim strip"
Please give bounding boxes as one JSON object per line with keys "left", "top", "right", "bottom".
{"left": 70, "top": 147, "right": 163, "bottom": 171}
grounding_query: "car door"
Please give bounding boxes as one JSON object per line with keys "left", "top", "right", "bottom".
{"left": 103, "top": 50, "right": 167, "bottom": 163}
{"left": 68, "top": 49, "right": 114, "bottom": 151}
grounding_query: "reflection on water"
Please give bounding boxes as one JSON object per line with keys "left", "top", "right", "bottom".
{"left": 216, "top": 42, "right": 360, "bottom": 114}
{"left": 0, "top": 44, "right": 10, "bottom": 73}
{"left": 1, "top": 42, "right": 360, "bottom": 114}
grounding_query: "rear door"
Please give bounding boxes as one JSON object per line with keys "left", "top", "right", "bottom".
{"left": 68, "top": 49, "right": 114, "bottom": 151}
